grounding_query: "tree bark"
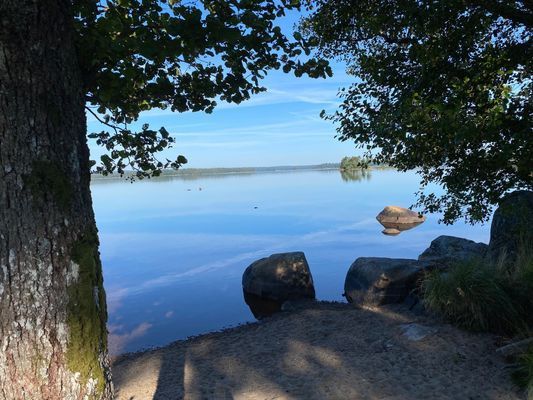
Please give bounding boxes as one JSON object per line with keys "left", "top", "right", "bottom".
{"left": 0, "top": 1, "right": 113, "bottom": 399}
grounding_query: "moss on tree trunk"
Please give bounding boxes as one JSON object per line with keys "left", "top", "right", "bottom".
{"left": 67, "top": 229, "right": 109, "bottom": 397}
{"left": 0, "top": 1, "right": 113, "bottom": 398}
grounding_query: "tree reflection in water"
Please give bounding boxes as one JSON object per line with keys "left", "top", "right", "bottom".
{"left": 340, "top": 169, "right": 371, "bottom": 182}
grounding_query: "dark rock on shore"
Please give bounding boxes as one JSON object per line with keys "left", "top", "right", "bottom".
{"left": 418, "top": 235, "right": 488, "bottom": 269}
{"left": 344, "top": 257, "right": 423, "bottom": 307}
{"left": 488, "top": 190, "right": 533, "bottom": 263}
{"left": 242, "top": 252, "right": 315, "bottom": 304}
{"left": 243, "top": 290, "right": 283, "bottom": 319}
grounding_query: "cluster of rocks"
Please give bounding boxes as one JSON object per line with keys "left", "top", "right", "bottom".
{"left": 241, "top": 191, "right": 533, "bottom": 315}
{"left": 343, "top": 235, "right": 489, "bottom": 307}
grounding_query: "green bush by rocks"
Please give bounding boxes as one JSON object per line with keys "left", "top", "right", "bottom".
{"left": 421, "top": 240, "right": 533, "bottom": 394}
{"left": 512, "top": 345, "right": 533, "bottom": 399}
{"left": 421, "top": 259, "right": 523, "bottom": 334}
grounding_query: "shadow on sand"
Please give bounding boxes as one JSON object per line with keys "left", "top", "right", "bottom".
{"left": 112, "top": 302, "right": 520, "bottom": 400}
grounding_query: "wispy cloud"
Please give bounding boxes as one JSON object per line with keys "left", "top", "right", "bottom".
{"left": 86, "top": 59, "right": 355, "bottom": 168}
{"left": 169, "top": 118, "right": 330, "bottom": 137}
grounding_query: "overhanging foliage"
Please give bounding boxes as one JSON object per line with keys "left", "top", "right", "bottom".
{"left": 302, "top": 0, "right": 532, "bottom": 223}
{"left": 74, "top": 0, "right": 331, "bottom": 178}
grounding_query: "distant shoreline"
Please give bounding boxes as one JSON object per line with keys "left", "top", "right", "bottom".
{"left": 90, "top": 163, "right": 395, "bottom": 181}
{"left": 90, "top": 163, "right": 341, "bottom": 180}
{"left": 177, "top": 163, "right": 340, "bottom": 175}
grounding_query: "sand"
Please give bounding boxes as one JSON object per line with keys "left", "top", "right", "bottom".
{"left": 112, "top": 302, "right": 525, "bottom": 400}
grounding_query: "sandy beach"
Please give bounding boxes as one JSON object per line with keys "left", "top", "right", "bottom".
{"left": 112, "top": 302, "right": 524, "bottom": 400}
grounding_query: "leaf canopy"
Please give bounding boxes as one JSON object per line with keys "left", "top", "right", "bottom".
{"left": 302, "top": 0, "right": 532, "bottom": 223}
{"left": 74, "top": 0, "right": 331, "bottom": 178}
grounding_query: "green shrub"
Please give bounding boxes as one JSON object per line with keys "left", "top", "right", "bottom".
{"left": 421, "top": 259, "right": 523, "bottom": 334}
{"left": 512, "top": 345, "right": 533, "bottom": 397}
{"left": 422, "top": 237, "right": 533, "bottom": 334}
{"left": 422, "top": 238, "right": 533, "bottom": 395}
{"left": 500, "top": 239, "right": 533, "bottom": 328}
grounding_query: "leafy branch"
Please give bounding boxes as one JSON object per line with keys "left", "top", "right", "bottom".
{"left": 86, "top": 107, "right": 187, "bottom": 180}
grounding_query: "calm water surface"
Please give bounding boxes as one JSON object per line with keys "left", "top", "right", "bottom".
{"left": 91, "top": 169, "right": 490, "bottom": 354}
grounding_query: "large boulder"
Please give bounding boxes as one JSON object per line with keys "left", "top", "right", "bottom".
{"left": 344, "top": 257, "right": 423, "bottom": 307}
{"left": 376, "top": 206, "right": 426, "bottom": 233}
{"left": 242, "top": 290, "right": 283, "bottom": 320}
{"left": 488, "top": 191, "right": 533, "bottom": 262}
{"left": 418, "top": 235, "right": 488, "bottom": 269}
{"left": 242, "top": 252, "right": 315, "bottom": 303}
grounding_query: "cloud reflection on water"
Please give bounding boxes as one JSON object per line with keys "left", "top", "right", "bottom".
{"left": 108, "top": 322, "right": 153, "bottom": 355}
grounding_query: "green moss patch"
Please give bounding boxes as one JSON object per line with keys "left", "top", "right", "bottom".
{"left": 24, "top": 160, "right": 72, "bottom": 210}
{"left": 66, "top": 229, "right": 108, "bottom": 396}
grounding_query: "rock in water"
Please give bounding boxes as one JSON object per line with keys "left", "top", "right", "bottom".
{"left": 382, "top": 228, "right": 401, "bottom": 236}
{"left": 488, "top": 190, "right": 533, "bottom": 263}
{"left": 377, "top": 205, "right": 426, "bottom": 224}
{"left": 242, "top": 252, "right": 315, "bottom": 303}
{"left": 418, "top": 235, "right": 488, "bottom": 269}
{"left": 344, "top": 257, "right": 423, "bottom": 306}
{"left": 376, "top": 206, "right": 426, "bottom": 233}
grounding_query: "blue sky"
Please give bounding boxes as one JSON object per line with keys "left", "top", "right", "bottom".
{"left": 87, "top": 9, "right": 358, "bottom": 168}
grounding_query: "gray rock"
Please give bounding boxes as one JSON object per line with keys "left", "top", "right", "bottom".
{"left": 344, "top": 257, "right": 423, "bottom": 306}
{"left": 242, "top": 252, "right": 315, "bottom": 303}
{"left": 400, "top": 323, "right": 437, "bottom": 341}
{"left": 376, "top": 206, "right": 426, "bottom": 226}
{"left": 488, "top": 190, "right": 533, "bottom": 263}
{"left": 418, "top": 235, "right": 488, "bottom": 269}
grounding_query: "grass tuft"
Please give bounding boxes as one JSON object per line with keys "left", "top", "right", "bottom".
{"left": 512, "top": 345, "right": 533, "bottom": 398}
{"left": 421, "top": 237, "right": 533, "bottom": 393}
{"left": 422, "top": 259, "right": 522, "bottom": 334}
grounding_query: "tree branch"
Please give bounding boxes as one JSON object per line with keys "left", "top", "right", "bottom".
{"left": 85, "top": 106, "right": 123, "bottom": 135}
{"left": 466, "top": 0, "right": 533, "bottom": 27}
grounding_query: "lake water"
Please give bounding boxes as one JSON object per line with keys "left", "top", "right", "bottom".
{"left": 91, "top": 169, "right": 490, "bottom": 355}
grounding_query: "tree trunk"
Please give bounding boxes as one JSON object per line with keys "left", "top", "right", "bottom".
{"left": 0, "top": 1, "right": 113, "bottom": 399}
